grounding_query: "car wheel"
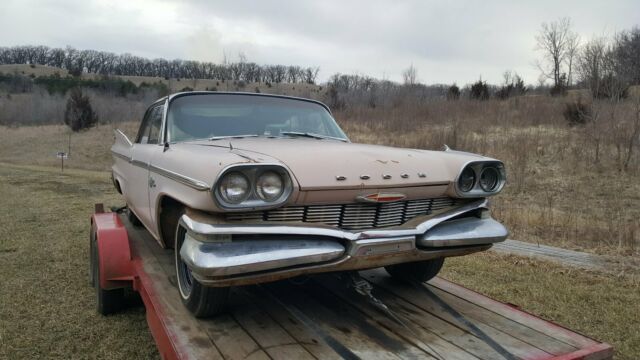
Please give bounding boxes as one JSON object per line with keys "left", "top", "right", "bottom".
{"left": 90, "top": 228, "right": 126, "bottom": 315}
{"left": 127, "top": 207, "right": 142, "bottom": 226}
{"left": 385, "top": 258, "right": 445, "bottom": 283}
{"left": 175, "top": 223, "right": 229, "bottom": 317}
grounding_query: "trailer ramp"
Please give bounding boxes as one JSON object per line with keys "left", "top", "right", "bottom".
{"left": 115, "top": 214, "right": 612, "bottom": 360}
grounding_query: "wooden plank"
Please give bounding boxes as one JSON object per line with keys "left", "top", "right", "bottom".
{"left": 246, "top": 286, "right": 347, "bottom": 360}
{"left": 316, "top": 274, "right": 561, "bottom": 360}
{"left": 550, "top": 343, "right": 614, "bottom": 360}
{"left": 265, "top": 281, "right": 428, "bottom": 360}
{"left": 362, "top": 270, "right": 578, "bottom": 355}
{"left": 428, "top": 276, "right": 598, "bottom": 349}
{"left": 311, "top": 276, "right": 485, "bottom": 360}
{"left": 199, "top": 314, "right": 269, "bottom": 360}
{"left": 229, "top": 290, "right": 317, "bottom": 360}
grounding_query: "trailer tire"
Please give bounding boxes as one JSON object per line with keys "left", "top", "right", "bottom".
{"left": 385, "top": 257, "right": 445, "bottom": 283}
{"left": 127, "top": 207, "right": 142, "bottom": 227}
{"left": 175, "top": 219, "right": 229, "bottom": 318}
{"left": 90, "top": 228, "right": 126, "bottom": 315}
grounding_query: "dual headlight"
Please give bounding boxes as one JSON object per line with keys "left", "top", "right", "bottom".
{"left": 455, "top": 161, "right": 506, "bottom": 197}
{"left": 214, "top": 165, "right": 293, "bottom": 209}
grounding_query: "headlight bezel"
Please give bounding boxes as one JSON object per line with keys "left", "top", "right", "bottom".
{"left": 454, "top": 161, "right": 506, "bottom": 197}
{"left": 213, "top": 164, "right": 293, "bottom": 210}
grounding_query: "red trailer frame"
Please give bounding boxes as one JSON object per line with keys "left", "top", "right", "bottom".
{"left": 90, "top": 206, "right": 614, "bottom": 360}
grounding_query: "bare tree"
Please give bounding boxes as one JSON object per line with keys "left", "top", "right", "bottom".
{"left": 402, "top": 64, "right": 418, "bottom": 86}
{"left": 565, "top": 32, "right": 580, "bottom": 86}
{"left": 535, "top": 17, "right": 576, "bottom": 88}
{"left": 577, "top": 37, "right": 607, "bottom": 97}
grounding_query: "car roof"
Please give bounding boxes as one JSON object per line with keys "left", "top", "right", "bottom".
{"left": 151, "top": 91, "right": 332, "bottom": 113}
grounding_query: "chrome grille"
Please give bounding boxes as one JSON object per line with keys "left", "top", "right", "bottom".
{"left": 225, "top": 197, "right": 461, "bottom": 230}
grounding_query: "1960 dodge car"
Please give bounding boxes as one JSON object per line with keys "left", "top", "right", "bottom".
{"left": 111, "top": 92, "right": 508, "bottom": 317}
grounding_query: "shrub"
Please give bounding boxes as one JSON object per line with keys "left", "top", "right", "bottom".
{"left": 180, "top": 86, "right": 193, "bottom": 92}
{"left": 447, "top": 84, "right": 460, "bottom": 100}
{"left": 255, "top": 87, "right": 261, "bottom": 93}
{"left": 563, "top": 99, "right": 591, "bottom": 126}
{"left": 470, "top": 80, "right": 490, "bottom": 100}
{"left": 496, "top": 73, "right": 527, "bottom": 100}
{"left": 64, "top": 88, "right": 98, "bottom": 132}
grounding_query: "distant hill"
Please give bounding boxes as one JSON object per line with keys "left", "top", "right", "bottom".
{"left": 0, "top": 63, "right": 326, "bottom": 98}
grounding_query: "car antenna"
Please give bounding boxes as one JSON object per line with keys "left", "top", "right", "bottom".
{"left": 229, "top": 142, "right": 233, "bottom": 151}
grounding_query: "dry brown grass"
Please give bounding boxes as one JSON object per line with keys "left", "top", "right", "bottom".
{"left": 0, "top": 164, "right": 157, "bottom": 359}
{"left": 0, "top": 95, "right": 638, "bottom": 256}
{"left": 0, "top": 64, "right": 69, "bottom": 77}
{"left": 335, "top": 97, "right": 640, "bottom": 255}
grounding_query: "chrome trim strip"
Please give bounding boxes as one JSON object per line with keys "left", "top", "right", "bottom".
{"left": 110, "top": 149, "right": 210, "bottom": 191}
{"left": 130, "top": 159, "right": 148, "bottom": 169}
{"left": 180, "top": 198, "right": 490, "bottom": 241}
{"left": 417, "top": 216, "right": 508, "bottom": 247}
{"left": 180, "top": 232, "right": 345, "bottom": 277}
{"left": 111, "top": 150, "right": 130, "bottom": 162}
{"left": 149, "top": 164, "right": 210, "bottom": 191}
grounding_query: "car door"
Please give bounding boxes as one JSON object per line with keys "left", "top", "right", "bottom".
{"left": 129, "top": 103, "right": 164, "bottom": 235}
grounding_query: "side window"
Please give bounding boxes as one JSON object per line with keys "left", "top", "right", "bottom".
{"left": 136, "top": 108, "right": 154, "bottom": 144}
{"left": 147, "top": 105, "right": 164, "bottom": 144}
{"left": 135, "top": 105, "right": 163, "bottom": 144}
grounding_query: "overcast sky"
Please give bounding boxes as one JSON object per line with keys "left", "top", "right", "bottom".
{"left": 1, "top": 0, "right": 638, "bottom": 85}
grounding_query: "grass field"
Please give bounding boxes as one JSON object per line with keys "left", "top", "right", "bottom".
{"left": 0, "top": 163, "right": 638, "bottom": 359}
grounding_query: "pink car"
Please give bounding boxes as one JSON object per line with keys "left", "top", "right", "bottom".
{"left": 111, "top": 92, "right": 508, "bottom": 317}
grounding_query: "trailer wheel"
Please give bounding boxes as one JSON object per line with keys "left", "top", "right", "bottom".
{"left": 127, "top": 207, "right": 142, "bottom": 227}
{"left": 175, "top": 224, "right": 229, "bottom": 318}
{"left": 385, "top": 258, "right": 445, "bottom": 283}
{"left": 90, "top": 228, "right": 126, "bottom": 315}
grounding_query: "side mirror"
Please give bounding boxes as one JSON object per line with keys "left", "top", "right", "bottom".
{"left": 114, "top": 129, "right": 133, "bottom": 148}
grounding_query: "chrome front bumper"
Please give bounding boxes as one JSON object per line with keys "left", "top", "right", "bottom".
{"left": 179, "top": 199, "right": 508, "bottom": 286}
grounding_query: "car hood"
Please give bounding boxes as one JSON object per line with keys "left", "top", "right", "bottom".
{"left": 187, "top": 138, "right": 488, "bottom": 190}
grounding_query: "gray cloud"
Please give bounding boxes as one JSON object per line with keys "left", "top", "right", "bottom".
{"left": 1, "top": 0, "right": 638, "bottom": 84}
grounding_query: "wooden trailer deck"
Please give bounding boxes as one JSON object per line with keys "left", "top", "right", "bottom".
{"left": 123, "top": 216, "right": 613, "bottom": 360}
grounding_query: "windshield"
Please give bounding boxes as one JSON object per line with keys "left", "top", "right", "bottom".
{"left": 166, "top": 94, "right": 348, "bottom": 143}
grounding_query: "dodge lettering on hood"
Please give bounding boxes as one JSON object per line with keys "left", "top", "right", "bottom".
{"left": 111, "top": 92, "right": 508, "bottom": 317}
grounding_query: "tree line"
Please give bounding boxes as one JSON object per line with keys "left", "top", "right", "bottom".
{"left": 0, "top": 45, "right": 320, "bottom": 84}
{"left": 536, "top": 20, "right": 639, "bottom": 98}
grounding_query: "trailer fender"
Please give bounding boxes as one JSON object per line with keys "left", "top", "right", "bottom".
{"left": 91, "top": 205, "right": 134, "bottom": 290}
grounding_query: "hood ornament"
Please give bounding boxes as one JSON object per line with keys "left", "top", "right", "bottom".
{"left": 356, "top": 192, "right": 407, "bottom": 203}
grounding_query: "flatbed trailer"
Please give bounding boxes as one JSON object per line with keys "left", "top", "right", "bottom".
{"left": 90, "top": 206, "right": 613, "bottom": 360}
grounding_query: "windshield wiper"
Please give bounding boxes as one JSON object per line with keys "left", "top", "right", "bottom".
{"left": 209, "top": 134, "right": 260, "bottom": 141}
{"left": 280, "top": 131, "right": 347, "bottom": 142}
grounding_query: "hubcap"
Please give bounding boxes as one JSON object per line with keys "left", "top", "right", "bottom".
{"left": 176, "top": 227, "right": 194, "bottom": 299}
